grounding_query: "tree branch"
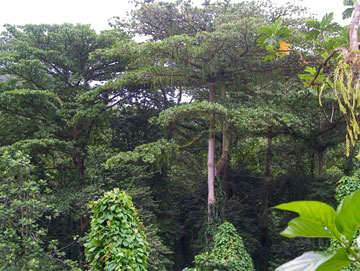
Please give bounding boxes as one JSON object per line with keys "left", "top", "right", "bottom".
{"left": 309, "top": 47, "right": 347, "bottom": 87}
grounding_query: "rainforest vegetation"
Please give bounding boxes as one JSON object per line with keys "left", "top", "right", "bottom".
{"left": 2, "top": 0, "right": 360, "bottom": 270}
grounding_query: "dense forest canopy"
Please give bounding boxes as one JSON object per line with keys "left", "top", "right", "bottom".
{"left": 1, "top": 0, "right": 360, "bottom": 270}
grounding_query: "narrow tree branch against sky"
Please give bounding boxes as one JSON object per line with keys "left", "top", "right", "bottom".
{"left": 0, "top": 0, "right": 350, "bottom": 33}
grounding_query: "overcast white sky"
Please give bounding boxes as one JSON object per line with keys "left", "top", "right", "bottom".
{"left": 0, "top": 0, "right": 349, "bottom": 33}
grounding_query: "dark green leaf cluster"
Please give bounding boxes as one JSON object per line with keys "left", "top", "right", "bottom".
{"left": 155, "top": 101, "right": 230, "bottom": 127}
{"left": 106, "top": 139, "right": 177, "bottom": 169}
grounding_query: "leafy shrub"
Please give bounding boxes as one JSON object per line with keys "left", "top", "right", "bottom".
{"left": 186, "top": 222, "right": 254, "bottom": 271}
{"left": 0, "top": 151, "right": 77, "bottom": 270}
{"left": 85, "top": 188, "right": 149, "bottom": 271}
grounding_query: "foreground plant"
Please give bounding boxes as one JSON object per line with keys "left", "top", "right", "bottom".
{"left": 184, "top": 222, "right": 254, "bottom": 271}
{"left": 274, "top": 190, "right": 360, "bottom": 271}
{"left": 85, "top": 188, "right": 149, "bottom": 271}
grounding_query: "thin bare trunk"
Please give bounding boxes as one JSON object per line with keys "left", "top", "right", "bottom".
{"left": 207, "top": 83, "right": 216, "bottom": 222}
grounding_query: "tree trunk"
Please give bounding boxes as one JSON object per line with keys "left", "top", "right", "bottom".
{"left": 73, "top": 151, "right": 86, "bottom": 175}
{"left": 350, "top": 1, "right": 360, "bottom": 51}
{"left": 207, "top": 83, "right": 216, "bottom": 223}
{"left": 310, "top": 152, "right": 315, "bottom": 176}
{"left": 317, "top": 118, "right": 324, "bottom": 178}
{"left": 261, "top": 128, "right": 273, "bottom": 227}
{"left": 318, "top": 148, "right": 324, "bottom": 177}
{"left": 215, "top": 85, "right": 230, "bottom": 199}
{"left": 259, "top": 128, "right": 273, "bottom": 271}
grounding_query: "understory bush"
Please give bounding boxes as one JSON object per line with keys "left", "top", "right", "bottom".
{"left": 185, "top": 222, "right": 254, "bottom": 271}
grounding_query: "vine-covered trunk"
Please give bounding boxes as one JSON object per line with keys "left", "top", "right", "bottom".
{"left": 207, "top": 83, "right": 216, "bottom": 222}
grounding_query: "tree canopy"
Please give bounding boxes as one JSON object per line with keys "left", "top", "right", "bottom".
{"left": 1, "top": 1, "right": 360, "bottom": 271}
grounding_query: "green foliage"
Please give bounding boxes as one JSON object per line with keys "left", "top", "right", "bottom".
{"left": 154, "top": 101, "right": 230, "bottom": 127}
{"left": 85, "top": 145, "right": 175, "bottom": 270}
{"left": 105, "top": 139, "right": 177, "bottom": 169}
{"left": 274, "top": 190, "right": 360, "bottom": 271}
{"left": 0, "top": 24, "right": 136, "bottom": 267}
{"left": 336, "top": 176, "right": 360, "bottom": 203}
{"left": 257, "top": 17, "right": 292, "bottom": 47}
{"left": 335, "top": 190, "right": 360, "bottom": 241}
{"left": 343, "top": 0, "right": 355, "bottom": 19}
{"left": 275, "top": 201, "right": 340, "bottom": 238}
{"left": 0, "top": 151, "right": 78, "bottom": 270}
{"left": 332, "top": 55, "right": 360, "bottom": 154}
{"left": 275, "top": 249, "right": 352, "bottom": 271}
{"left": 188, "top": 222, "right": 254, "bottom": 271}
{"left": 298, "top": 66, "right": 329, "bottom": 92}
{"left": 85, "top": 188, "right": 149, "bottom": 271}
{"left": 0, "top": 1, "right": 354, "bottom": 270}
{"left": 257, "top": 17, "right": 293, "bottom": 60}
{"left": 328, "top": 175, "right": 360, "bottom": 271}
{"left": 303, "top": 13, "right": 346, "bottom": 58}
{"left": 305, "top": 13, "right": 342, "bottom": 42}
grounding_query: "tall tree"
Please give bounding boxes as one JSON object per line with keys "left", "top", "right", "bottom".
{"left": 107, "top": 0, "right": 308, "bottom": 223}
{"left": 0, "top": 24, "right": 130, "bottom": 174}
{"left": 0, "top": 23, "right": 136, "bottom": 265}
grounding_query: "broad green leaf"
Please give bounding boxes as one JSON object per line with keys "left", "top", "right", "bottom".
{"left": 304, "top": 66, "right": 317, "bottom": 75}
{"left": 306, "top": 30, "right": 320, "bottom": 41}
{"left": 265, "top": 45, "right": 275, "bottom": 53}
{"left": 274, "top": 18, "right": 282, "bottom": 32}
{"left": 264, "top": 54, "right": 275, "bottom": 61}
{"left": 317, "top": 248, "right": 352, "bottom": 271}
{"left": 280, "top": 217, "right": 334, "bottom": 238}
{"left": 275, "top": 248, "right": 352, "bottom": 271}
{"left": 335, "top": 190, "right": 360, "bottom": 242}
{"left": 305, "top": 19, "right": 320, "bottom": 29}
{"left": 91, "top": 239, "right": 102, "bottom": 247}
{"left": 274, "top": 201, "right": 339, "bottom": 238}
{"left": 343, "top": 7, "right": 354, "bottom": 19}
{"left": 258, "top": 26, "right": 272, "bottom": 35}
{"left": 320, "top": 13, "right": 334, "bottom": 28}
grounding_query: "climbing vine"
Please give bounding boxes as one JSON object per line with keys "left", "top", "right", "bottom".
{"left": 85, "top": 188, "right": 149, "bottom": 271}
{"left": 186, "top": 222, "right": 254, "bottom": 271}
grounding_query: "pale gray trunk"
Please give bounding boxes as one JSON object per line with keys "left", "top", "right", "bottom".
{"left": 207, "top": 83, "right": 216, "bottom": 222}
{"left": 350, "top": 1, "right": 360, "bottom": 50}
